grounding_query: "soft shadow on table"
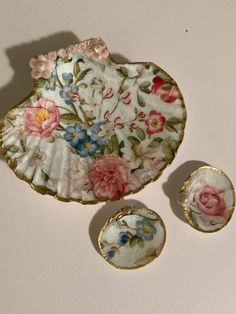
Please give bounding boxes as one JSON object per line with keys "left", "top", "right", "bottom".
{"left": 163, "top": 160, "right": 209, "bottom": 222}
{"left": 0, "top": 31, "right": 80, "bottom": 118}
{"left": 110, "top": 53, "right": 130, "bottom": 64}
{"left": 89, "top": 199, "right": 147, "bottom": 254}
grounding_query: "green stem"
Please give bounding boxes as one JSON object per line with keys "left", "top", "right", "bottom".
{"left": 56, "top": 106, "right": 75, "bottom": 114}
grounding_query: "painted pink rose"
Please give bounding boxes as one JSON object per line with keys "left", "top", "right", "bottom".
{"left": 151, "top": 76, "right": 179, "bottom": 103}
{"left": 145, "top": 110, "right": 166, "bottom": 135}
{"left": 194, "top": 185, "right": 226, "bottom": 216}
{"left": 29, "top": 52, "right": 56, "bottom": 79}
{"left": 80, "top": 38, "right": 109, "bottom": 61}
{"left": 89, "top": 155, "right": 130, "bottom": 200}
{"left": 23, "top": 97, "right": 60, "bottom": 138}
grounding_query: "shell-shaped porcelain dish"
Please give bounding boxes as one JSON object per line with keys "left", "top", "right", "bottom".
{"left": 98, "top": 206, "right": 166, "bottom": 269}
{"left": 179, "top": 166, "right": 235, "bottom": 232}
{"left": 0, "top": 37, "right": 186, "bottom": 204}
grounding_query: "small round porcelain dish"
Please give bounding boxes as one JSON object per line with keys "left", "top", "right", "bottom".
{"left": 98, "top": 206, "right": 166, "bottom": 269}
{"left": 179, "top": 166, "right": 235, "bottom": 233}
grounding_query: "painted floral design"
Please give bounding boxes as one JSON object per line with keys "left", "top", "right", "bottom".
{"left": 29, "top": 52, "right": 57, "bottom": 79}
{"left": 23, "top": 97, "right": 60, "bottom": 138}
{"left": 181, "top": 167, "right": 235, "bottom": 232}
{"left": 99, "top": 208, "right": 166, "bottom": 269}
{"left": 1, "top": 37, "right": 186, "bottom": 203}
{"left": 89, "top": 155, "right": 130, "bottom": 200}
{"left": 194, "top": 185, "right": 226, "bottom": 217}
{"left": 145, "top": 110, "right": 166, "bottom": 135}
{"left": 151, "top": 75, "right": 179, "bottom": 103}
{"left": 136, "top": 219, "right": 157, "bottom": 240}
{"left": 79, "top": 37, "right": 109, "bottom": 61}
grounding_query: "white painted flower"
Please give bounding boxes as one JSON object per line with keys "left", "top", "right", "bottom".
{"left": 26, "top": 146, "right": 47, "bottom": 167}
{"left": 67, "top": 155, "right": 93, "bottom": 198}
{"left": 122, "top": 140, "right": 161, "bottom": 170}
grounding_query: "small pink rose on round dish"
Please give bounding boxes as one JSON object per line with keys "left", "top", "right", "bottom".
{"left": 89, "top": 155, "right": 130, "bottom": 200}
{"left": 180, "top": 166, "right": 235, "bottom": 232}
{"left": 194, "top": 185, "right": 226, "bottom": 217}
{"left": 23, "top": 97, "right": 60, "bottom": 138}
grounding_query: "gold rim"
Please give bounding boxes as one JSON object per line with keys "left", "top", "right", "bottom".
{"left": 180, "top": 165, "right": 235, "bottom": 233}
{"left": 98, "top": 206, "right": 166, "bottom": 270}
{"left": 0, "top": 38, "right": 187, "bottom": 205}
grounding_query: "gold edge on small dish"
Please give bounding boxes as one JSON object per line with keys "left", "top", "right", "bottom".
{"left": 97, "top": 206, "right": 167, "bottom": 270}
{"left": 0, "top": 37, "right": 187, "bottom": 205}
{"left": 180, "top": 165, "right": 236, "bottom": 233}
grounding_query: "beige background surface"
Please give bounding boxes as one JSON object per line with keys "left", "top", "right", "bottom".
{"left": 0, "top": 1, "right": 236, "bottom": 313}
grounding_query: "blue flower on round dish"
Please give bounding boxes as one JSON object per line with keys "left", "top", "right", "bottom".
{"left": 136, "top": 219, "right": 157, "bottom": 241}
{"left": 118, "top": 231, "right": 131, "bottom": 246}
{"left": 62, "top": 72, "right": 73, "bottom": 84}
{"left": 106, "top": 250, "right": 115, "bottom": 259}
{"left": 64, "top": 125, "right": 88, "bottom": 148}
{"left": 60, "top": 84, "right": 79, "bottom": 105}
{"left": 45, "top": 74, "right": 57, "bottom": 91}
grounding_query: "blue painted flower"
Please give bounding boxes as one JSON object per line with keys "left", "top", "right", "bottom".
{"left": 89, "top": 122, "right": 107, "bottom": 145}
{"left": 45, "top": 74, "right": 57, "bottom": 91}
{"left": 77, "top": 138, "right": 99, "bottom": 157}
{"left": 118, "top": 231, "right": 131, "bottom": 246}
{"left": 64, "top": 125, "right": 88, "bottom": 148}
{"left": 106, "top": 250, "right": 115, "bottom": 259}
{"left": 90, "top": 122, "right": 103, "bottom": 134}
{"left": 60, "top": 84, "right": 79, "bottom": 105}
{"left": 62, "top": 72, "right": 73, "bottom": 83}
{"left": 136, "top": 219, "right": 157, "bottom": 241}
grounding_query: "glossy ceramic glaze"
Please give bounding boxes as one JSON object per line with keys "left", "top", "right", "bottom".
{"left": 0, "top": 37, "right": 186, "bottom": 203}
{"left": 98, "top": 206, "right": 166, "bottom": 269}
{"left": 180, "top": 166, "right": 235, "bottom": 232}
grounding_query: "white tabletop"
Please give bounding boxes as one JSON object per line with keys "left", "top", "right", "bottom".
{"left": 0, "top": 1, "right": 235, "bottom": 313}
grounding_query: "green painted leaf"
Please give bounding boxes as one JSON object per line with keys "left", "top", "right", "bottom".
{"left": 148, "top": 137, "right": 163, "bottom": 149}
{"left": 165, "top": 124, "right": 178, "bottom": 133}
{"left": 145, "top": 63, "right": 151, "bottom": 69}
{"left": 73, "top": 60, "right": 81, "bottom": 76}
{"left": 139, "top": 81, "right": 151, "bottom": 89}
{"left": 117, "top": 66, "right": 128, "bottom": 77}
{"left": 129, "top": 235, "right": 140, "bottom": 248}
{"left": 79, "top": 83, "right": 88, "bottom": 88}
{"left": 47, "top": 136, "right": 56, "bottom": 143}
{"left": 103, "top": 134, "right": 121, "bottom": 155}
{"left": 153, "top": 67, "right": 160, "bottom": 75}
{"left": 135, "top": 127, "right": 146, "bottom": 141}
{"left": 166, "top": 138, "right": 178, "bottom": 151}
{"left": 75, "top": 68, "right": 91, "bottom": 83}
{"left": 6, "top": 145, "right": 19, "bottom": 153}
{"left": 139, "top": 85, "right": 151, "bottom": 94}
{"left": 127, "top": 136, "right": 140, "bottom": 144}
{"left": 161, "top": 140, "right": 174, "bottom": 161}
{"left": 60, "top": 113, "right": 81, "bottom": 124}
{"left": 63, "top": 58, "right": 72, "bottom": 63}
{"left": 137, "top": 93, "right": 146, "bottom": 107}
{"left": 36, "top": 78, "right": 46, "bottom": 88}
{"left": 138, "top": 238, "right": 144, "bottom": 249}
{"left": 166, "top": 117, "right": 182, "bottom": 125}
{"left": 41, "top": 169, "right": 49, "bottom": 182}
